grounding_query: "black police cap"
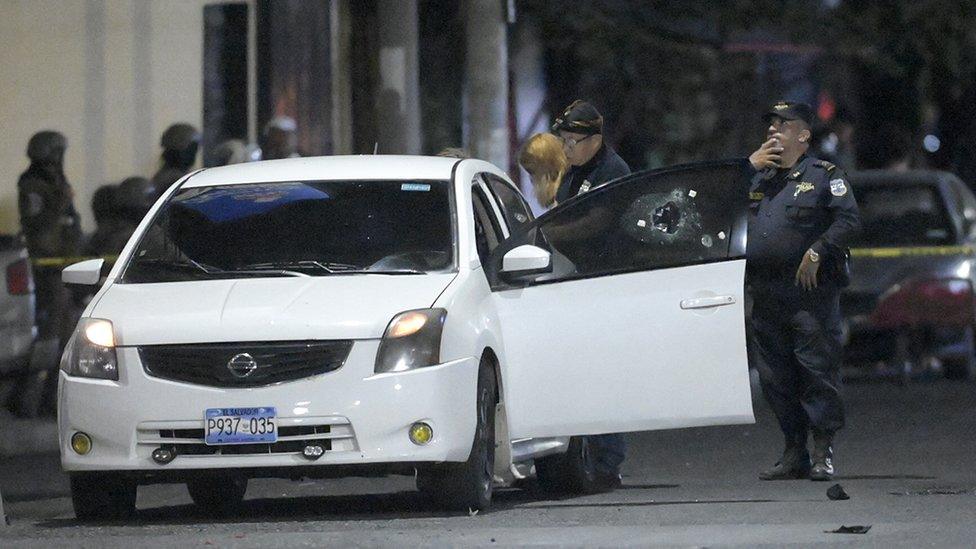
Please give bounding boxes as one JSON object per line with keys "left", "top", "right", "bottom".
{"left": 551, "top": 100, "right": 603, "bottom": 135}
{"left": 763, "top": 101, "right": 814, "bottom": 126}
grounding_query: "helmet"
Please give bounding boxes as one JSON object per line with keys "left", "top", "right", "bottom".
{"left": 116, "top": 176, "right": 156, "bottom": 216}
{"left": 91, "top": 185, "right": 118, "bottom": 224}
{"left": 212, "top": 139, "right": 249, "bottom": 166}
{"left": 160, "top": 123, "right": 201, "bottom": 152}
{"left": 26, "top": 130, "right": 67, "bottom": 163}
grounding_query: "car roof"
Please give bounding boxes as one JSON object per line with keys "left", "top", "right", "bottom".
{"left": 849, "top": 169, "right": 961, "bottom": 189}
{"left": 182, "top": 155, "right": 462, "bottom": 188}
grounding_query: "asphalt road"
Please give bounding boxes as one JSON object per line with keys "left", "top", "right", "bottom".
{"left": 1, "top": 377, "right": 975, "bottom": 548}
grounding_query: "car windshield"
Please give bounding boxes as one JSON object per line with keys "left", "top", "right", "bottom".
{"left": 122, "top": 180, "right": 455, "bottom": 283}
{"left": 852, "top": 184, "right": 954, "bottom": 247}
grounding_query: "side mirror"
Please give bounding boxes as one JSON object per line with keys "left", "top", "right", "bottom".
{"left": 500, "top": 245, "right": 551, "bottom": 277}
{"left": 62, "top": 259, "right": 105, "bottom": 286}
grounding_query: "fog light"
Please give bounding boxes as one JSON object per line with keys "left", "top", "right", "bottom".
{"left": 302, "top": 444, "right": 325, "bottom": 460}
{"left": 409, "top": 422, "right": 433, "bottom": 445}
{"left": 71, "top": 432, "right": 92, "bottom": 455}
{"left": 151, "top": 446, "right": 176, "bottom": 465}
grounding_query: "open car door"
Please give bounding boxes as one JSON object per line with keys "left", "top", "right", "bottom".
{"left": 489, "top": 160, "right": 754, "bottom": 439}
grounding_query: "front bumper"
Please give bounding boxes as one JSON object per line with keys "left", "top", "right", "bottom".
{"left": 59, "top": 341, "right": 479, "bottom": 473}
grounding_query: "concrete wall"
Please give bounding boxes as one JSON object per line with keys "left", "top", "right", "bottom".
{"left": 0, "top": 0, "right": 213, "bottom": 235}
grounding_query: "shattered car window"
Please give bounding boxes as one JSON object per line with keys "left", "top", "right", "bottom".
{"left": 524, "top": 163, "right": 746, "bottom": 281}
{"left": 852, "top": 185, "right": 954, "bottom": 247}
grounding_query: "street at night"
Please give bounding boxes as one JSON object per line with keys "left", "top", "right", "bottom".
{"left": 2, "top": 378, "right": 974, "bottom": 547}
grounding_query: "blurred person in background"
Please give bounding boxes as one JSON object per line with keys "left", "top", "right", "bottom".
{"left": 747, "top": 101, "right": 861, "bottom": 482}
{"left": 551, "top": 100, "right": 630, "bottom": 203}
{"left": 212, "top": 138, "right": 261, "bottom": 166}
{"left": 85, "top": 184, "right": 124, "bottom": 258}
{"left": 262, "top": 116, "right": 300, "bottom": 160}
{"left": 814, "top": 107, "right": 857, "bottom": 171}
{"left": 150, "top": 123, "right": 200, "bottom": 199}
{"left": 541, "top": 100, "right": 631, "bottom": 489}
{"left": 435, "top": 147, "right": 470, "bottom": 159}
{"left": 17, "top": 131, "right": 81, "bottom": 342}
{"left": 517, "top": 132, "right": 567, "bottom": 209}
{"left": 16, "top": 130, "right": 82, "bottom": 415}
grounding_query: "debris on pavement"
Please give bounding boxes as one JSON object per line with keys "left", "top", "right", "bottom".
{"left": 826, "top": 525, "right": 871, "bottom": 534}
{"left": 827, "top": 484, "right": 850, "bottom": 500}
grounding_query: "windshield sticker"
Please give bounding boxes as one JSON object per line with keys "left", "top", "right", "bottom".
{"left": 178, "top": 183, "right": 330, "bottom": 222}
{"left": 401, "top": 183, "right": 431, "bottom": 192}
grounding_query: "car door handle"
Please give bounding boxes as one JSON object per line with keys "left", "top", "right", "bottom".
{"left": 680, "top": 295, "right": 736, "bottom": 310}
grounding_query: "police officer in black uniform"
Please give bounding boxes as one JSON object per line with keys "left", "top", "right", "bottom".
{"left": 550, "top": 100, "right": 631, "bottom": 488}
{"left": 552, "top": 100, "right": 631, "bottom": 203}
{"left": 747, "top": 101, "right": 861, "bottom": 481}
{"left": 150, "top": 123, "right": 200, "bottom": 200}
{"left": 18, "top": 131, "right": 82, "bottom": 341}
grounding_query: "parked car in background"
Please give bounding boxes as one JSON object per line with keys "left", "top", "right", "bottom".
{"left": 0, "top": 234, "right": 37, "bottom": 410}
{"left": 842, "top": 170, "right": 976, "bottom": 381}
{"left": 58, "top": 156, "right": 754, "bottom": 519}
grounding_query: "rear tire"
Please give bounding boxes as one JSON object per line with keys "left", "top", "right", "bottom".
{"left": 187, "top": 476, "right": 248, "bottom": 515}
{"left": 417, "top": 361, "right": 496, "bottom": 511}
{"left": 944, "top": 325, "right": 976, "bottom": 380}
{"left": 534, "top": 436, "right": 605, "bottom": 494}
{"left": 70, "top": 473, "right": 137, "bottom": 521}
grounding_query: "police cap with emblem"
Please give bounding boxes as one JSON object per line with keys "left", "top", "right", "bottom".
{"left": 551, "top": 100, "right": 604, "bottom": 135}
{"left": 763, "top": 100, "right": 814, "bottom": 127}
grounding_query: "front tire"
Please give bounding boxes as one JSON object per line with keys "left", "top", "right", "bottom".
{"left": 417, "top": 361, "right": 496, "bottom": 511}
{"left": 70, "top": 473, "right": 137, "bottom": 521}
{"left": 187, "top": 476, "right": 248, "bottom": 515}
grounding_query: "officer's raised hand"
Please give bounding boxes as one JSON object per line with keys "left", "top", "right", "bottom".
{"left": 795, "top": 249, "right": 820, "bottom": 290}
{"left": 749, "top": 134, "right": 785, "bottom": 171}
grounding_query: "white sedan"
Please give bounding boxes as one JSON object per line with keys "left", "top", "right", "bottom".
{"left": 59, "top": 155, "right": 754, "bottom": 519}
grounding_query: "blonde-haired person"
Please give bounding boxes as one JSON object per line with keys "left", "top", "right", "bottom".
{"left": 517, "top": 133, "right": 567, "bottom": 209}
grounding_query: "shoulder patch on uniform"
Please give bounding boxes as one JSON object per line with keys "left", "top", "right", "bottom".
{"left": 577, "top": 180, "right": 592, "bottom": 195}
{"left": 749, "top": 191, "right": 764, "bottom": 201}
{"left": 830, "top": 178, "right": 848, "bottom": 196}
{"left": 815, "top": 160, "right": 836, "bottom": 171}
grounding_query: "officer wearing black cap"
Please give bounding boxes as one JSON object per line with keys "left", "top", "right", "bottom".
{"left": 551, "top": 100, "right": 630, "bottom": 203}
{"left": 548, "top": 100, "right": 630, "bottom": 489}
{"left": 747, "top": 101, "right": 861, "bottom": 482}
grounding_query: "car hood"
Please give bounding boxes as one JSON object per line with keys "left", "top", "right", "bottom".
{"left": 92, "top": 274, "right": 457, "bottom": 346}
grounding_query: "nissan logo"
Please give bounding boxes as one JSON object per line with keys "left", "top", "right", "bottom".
{"left": 227, "top": 353, "right": 258, "bottom": 378}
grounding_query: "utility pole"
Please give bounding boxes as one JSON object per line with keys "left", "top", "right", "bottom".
{"left": 463, "top": 0, "right": 509, "bottom": 169}
{"left": 376, "top": 0, "right": 422, "bottom": 154}
{"left": 330, "top": 0, "right": 353, "bottom": 155}
{"left": 1, "top": 486, "right": 7, "bottom": 527}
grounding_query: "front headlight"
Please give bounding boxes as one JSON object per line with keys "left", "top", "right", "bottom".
{"left": 60, "top": 318, "right": 119, "bottom": 380}
{"left": 374, "top": 308, "right": 446, "bottom": 373}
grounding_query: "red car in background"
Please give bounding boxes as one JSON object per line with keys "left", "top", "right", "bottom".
{"left": 842, "top": 170, "right": 976, "bottom": 382}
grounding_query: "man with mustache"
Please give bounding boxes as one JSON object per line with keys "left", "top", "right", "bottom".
{"left": 746, "top": 101, "right": 861, "bottom": 482}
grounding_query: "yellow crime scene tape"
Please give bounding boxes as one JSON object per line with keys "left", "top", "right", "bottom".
{"left": 850, "top": 245, "right": 974, "bottom": 258}
{"left": 31, "top": 255, "right": 118, "bottom": 268}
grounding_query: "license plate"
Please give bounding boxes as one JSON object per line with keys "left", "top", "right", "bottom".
{"left": 204, "top": 407, "right": 277, "bottom": 445}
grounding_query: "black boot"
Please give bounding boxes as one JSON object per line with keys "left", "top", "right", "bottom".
{"left": 810, "top": 432, "right": 835, "bottom": 481}
{"left": 759, "top": 446, "right": 811, "bottom": 480}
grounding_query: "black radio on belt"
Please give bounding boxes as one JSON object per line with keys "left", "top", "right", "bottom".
{"left": 820, "top": 248, "right": 852, "bottom": 288}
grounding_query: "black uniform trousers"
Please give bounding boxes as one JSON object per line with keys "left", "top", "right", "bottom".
{"left": 749, "top": 280, "right": 845, "bottom": 448}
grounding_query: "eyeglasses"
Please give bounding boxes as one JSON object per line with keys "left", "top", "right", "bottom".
{"left": 559, "top": 133, "right": 595, "bottom": 148}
